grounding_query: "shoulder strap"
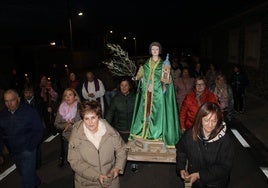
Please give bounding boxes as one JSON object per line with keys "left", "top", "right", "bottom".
{"left": 94, "top": 78, "right": 100, "bottom": 91}
{"left": 84, "top": 81, "right": 88, "bottom": 93}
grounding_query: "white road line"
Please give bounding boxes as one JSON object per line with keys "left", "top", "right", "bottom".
{"left": 0, "top": 133, "right": 59, "bottom": 182}
{"left": 44, "top": 133, "right": 59, "bottom": 142}
{"left": 0, "top": 164, "right": 16, "bottom": 181}
{"left": 231, "top": 128, "right": 251, "bottom": 148}
{"left": 0, "top": 133, "right": 59, "bottom": 181}
{"left": 260, "top": 167, "right": 268, "bottom": 178}
{"left": 0, "top": 129, "right": 254, "bottom": 182}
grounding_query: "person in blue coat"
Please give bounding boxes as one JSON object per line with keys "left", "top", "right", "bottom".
{"left": 0, "top": 89, "right": 44, "bottom": 188}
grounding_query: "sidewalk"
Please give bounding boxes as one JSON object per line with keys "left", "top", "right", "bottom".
{"left": 234, "top": 92, "right": 268, "bottom": 149}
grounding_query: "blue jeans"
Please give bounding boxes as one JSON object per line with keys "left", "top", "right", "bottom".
{"left": 13, "top": 149, "right": 40, "bottom": 188}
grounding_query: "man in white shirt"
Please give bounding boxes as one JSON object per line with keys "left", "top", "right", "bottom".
{"left": 82, "top": 71, "right": 105, "bottom": 116}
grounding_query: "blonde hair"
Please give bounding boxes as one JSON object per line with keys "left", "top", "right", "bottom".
{"left": 62, "top": 88, "right": 81, "bottom": 103}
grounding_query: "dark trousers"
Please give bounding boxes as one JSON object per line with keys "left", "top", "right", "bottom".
{"left": 43, "top": 111, "right": 57, "bottom": 136}
{"left": 36, "top": 143, "right": 42, "bottom": 169}
{"left": 13, "top": 149, "right": 40, "bottom": 188}
{"left": 60, "top": 134, "right": 69, "bottom": 163}
{"left": 233, "top": 88, "right": 245, "bottom": 111}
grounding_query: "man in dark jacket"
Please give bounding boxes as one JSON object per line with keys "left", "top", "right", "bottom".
{"left": 23, "top": 84, "right": 42, "bottom": 115}
{"left": 0, "top": 89, "right": 44, "bottom": 188}
{"left": 22, "top": 84, "right": 43, "bottom": 169}
{"left": 231, "top": 64, "right": 249, "bottom": 113}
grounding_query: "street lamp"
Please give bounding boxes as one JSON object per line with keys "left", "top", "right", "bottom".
{"left": 103, "top": 30, "right": 114, "bottom": 56}
{"left": 122, "top": 36, "right": 127, "bottom": 49}
{"left": 68, "top": 12, "right": 83, "bottom": 52}
{"left": 68, "top": 16, "right": 73, "bottom": 52}
{"left": 67, "top": 0, "right": 83, "bottom": 51}
{"left": 67, "top": 0, "right": 83, "bottom": 68}
{"left": 50, "top": 41, "right": 56, "bottom": 46}
{"left": 133, "top": 37, "right": 137, "bottom": 55}
{"left": 104, "top": 30, "right": 113, "bottom": 44}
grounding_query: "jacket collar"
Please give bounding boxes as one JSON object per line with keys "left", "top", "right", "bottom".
{"left": 74, "top": 119, "right": 115, "bottom": 144}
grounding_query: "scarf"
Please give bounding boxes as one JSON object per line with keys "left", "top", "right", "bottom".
{"left": 84, "top": 78, "right": 100, "bottom": 93}
{"left": 83, "top": 120, "right": 106, "bottom": 149}
{"left": 59, "top": 101, "right": 78, "bottom": 121}
{"left": 84, "top": 78, "right": 100, "bottom": 101}
{"left": 198, "top": 123, "right": 227, "bottom": 143}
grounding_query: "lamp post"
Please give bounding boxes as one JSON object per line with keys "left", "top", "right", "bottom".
{"left": 108, "top": 30, "right": 113, "bottom": 43}
{"left": 68, "top": 16, "right": 73, "bottom": 52}
{"left": 104, "top": 30, "right": 113, "bottom": 44}
{"left": 67, "top": 0, "right": 83, "bottom": 67}
{"left": 122, "top": 36, "right": 127, "bottom": 49}
{"left": 68, "top": 9, "right": 83, "bottom": 52}
{"left": 103, "top": 30, "right": 113, "bottom": 56}
{"left": 67, "top": 0, "right": 73, "bottom": 53}
{"left": 133, "top": 37, "right": 137, "bottom": 55}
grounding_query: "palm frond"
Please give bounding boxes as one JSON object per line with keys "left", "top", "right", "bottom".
{"left": 102, "top": 43, "right": 137, "bottom": 77}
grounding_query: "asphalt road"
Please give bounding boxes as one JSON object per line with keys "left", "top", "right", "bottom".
{"left": 1, "top": 118, "right": 268, "bottom": 188}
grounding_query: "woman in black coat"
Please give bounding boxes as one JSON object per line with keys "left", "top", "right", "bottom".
{"left": 176, "top": 102, "right": 234, "bottom": 188}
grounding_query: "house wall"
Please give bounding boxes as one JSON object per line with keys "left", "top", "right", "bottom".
{"left": 200, "top": 2, "right": 268, "bottom": 99}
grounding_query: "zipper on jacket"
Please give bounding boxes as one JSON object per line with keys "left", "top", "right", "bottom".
{"left": 97, "top": 149, "right": 102, "bottom": 174}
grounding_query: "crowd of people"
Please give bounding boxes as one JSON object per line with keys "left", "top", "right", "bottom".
{"left": 0, "top": 41, "right": 248, "bottom": 187}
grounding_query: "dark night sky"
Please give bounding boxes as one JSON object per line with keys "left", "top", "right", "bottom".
{"left": 0, "top": 0, "right": 259, "bottom": 52}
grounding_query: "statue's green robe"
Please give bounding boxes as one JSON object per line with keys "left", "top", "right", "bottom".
{"left": 129, "top": 58, "right": 181, "bottom": 148}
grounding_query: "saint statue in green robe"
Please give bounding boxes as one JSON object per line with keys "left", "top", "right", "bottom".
{"left": 129, "top": 42, "right": 181, "bottom": 148}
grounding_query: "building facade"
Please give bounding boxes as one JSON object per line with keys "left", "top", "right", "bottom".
{"left": 200, "top": 1, "right": 268, "bottom": 99}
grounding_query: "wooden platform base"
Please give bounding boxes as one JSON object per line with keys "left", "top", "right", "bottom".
{"left": 126, "top": 138, "right": 176, "bottom": 163}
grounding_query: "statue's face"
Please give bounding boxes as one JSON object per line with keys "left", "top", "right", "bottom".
{"left": 151, "top": 46, "right": 160, "bottom": 56}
